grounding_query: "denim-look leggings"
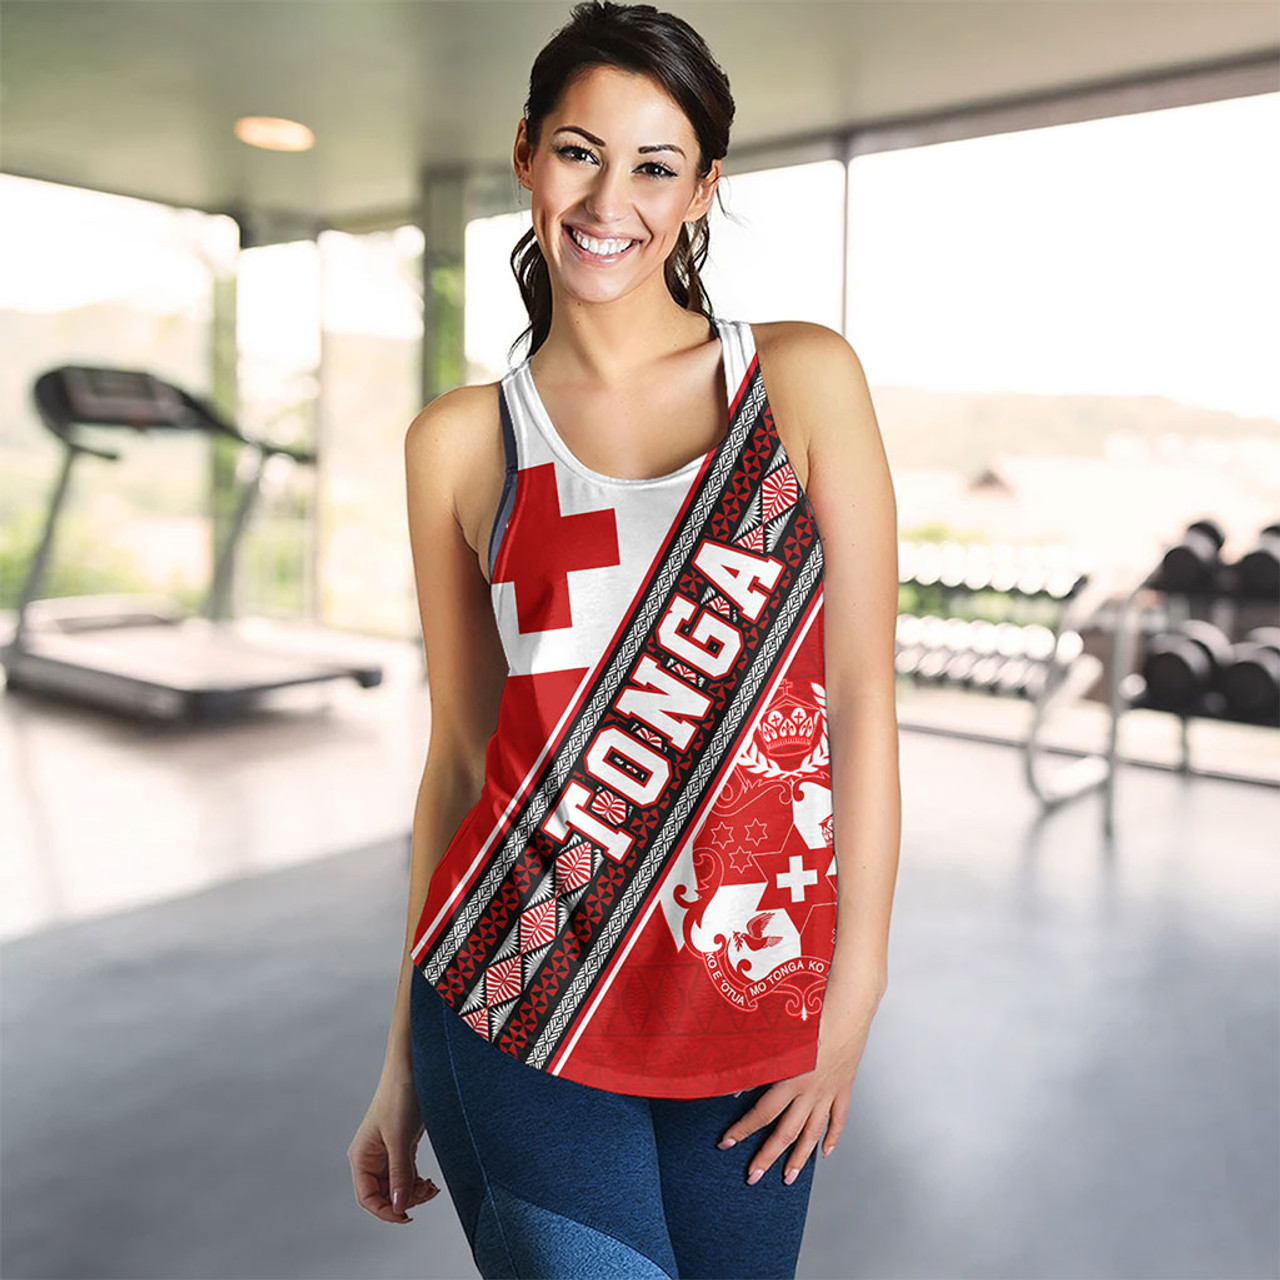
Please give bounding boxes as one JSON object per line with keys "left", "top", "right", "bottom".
{"left": 409, "top": 967, "right": 818, "bottom": 1279}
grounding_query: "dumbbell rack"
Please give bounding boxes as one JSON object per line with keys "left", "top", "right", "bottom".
{"left": 896, "top": 541, "right": 1114, "bottom": 814}
{"left": 1020, "top": 576, "right": 1114, "bottom": 814}
{"left": 1101, "top": 566, "right": 1279, "bottom": 837}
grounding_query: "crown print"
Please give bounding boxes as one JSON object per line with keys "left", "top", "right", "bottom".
{"left": 758, "top": 704, "right": 818, "bottom": 753}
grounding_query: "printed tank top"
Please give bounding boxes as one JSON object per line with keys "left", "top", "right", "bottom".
{"left": 410, "top": 316, "right": 836, "bottom": 1099}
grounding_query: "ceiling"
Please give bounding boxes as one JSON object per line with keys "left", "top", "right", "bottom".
{"left": 3, "top": 1, "right": 1277, "bottom": 230}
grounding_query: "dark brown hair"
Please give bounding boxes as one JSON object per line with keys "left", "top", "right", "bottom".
{"left": 509, "top": 0, "right": 736, "bottom": 361}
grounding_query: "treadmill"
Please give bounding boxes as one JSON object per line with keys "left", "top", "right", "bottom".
{"left": 2, "top": 364, "right": 383, "bottom": 723}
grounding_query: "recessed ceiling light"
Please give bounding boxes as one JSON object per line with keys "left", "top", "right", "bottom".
{"left": 234, "top": 117, "right": 315, "bottom": 152}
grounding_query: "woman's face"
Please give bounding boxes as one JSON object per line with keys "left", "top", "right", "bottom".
{"left": 513, "top": 64, "right": 720, "bottom": 306}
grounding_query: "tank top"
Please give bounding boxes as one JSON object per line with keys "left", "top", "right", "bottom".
{"left": 409, "top": 315, "right": 836, "bottom": 1099}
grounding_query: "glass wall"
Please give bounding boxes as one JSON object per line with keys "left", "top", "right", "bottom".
{"left": 234, "top": 240, "right": 321, "bottom": 621}
{"left": 0, "top": 175, "right": 233, "bottom": 617}
{"left": 703, "top": 158, "right": 845, "bottom": 328}
{"left": 316, "top": 225, "right": 424, "bottom": 637}
{"left": 465, "top": 210, "right": 533, "bottom": 381}
{"left": 845, "top": 91, "right": 1280, "bottom": 578}
{"left": 461, "top": 158, "right": 848, "bottom": 380}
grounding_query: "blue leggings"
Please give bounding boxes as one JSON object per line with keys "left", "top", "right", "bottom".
{"left": 409, "top": 968, "right": 818, "bottom": 1279}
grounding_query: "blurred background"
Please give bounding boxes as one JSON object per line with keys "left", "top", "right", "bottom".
{"left": 1, "top": 3, "right": 1277, "bottom": 1278}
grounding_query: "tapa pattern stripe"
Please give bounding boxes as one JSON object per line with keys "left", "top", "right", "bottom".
{"left": 532, "top": 541, "right": 823, "bottom": 1068}
{"left": 417, "top": 358, "right": 824, "bottom": 1069}
{"left": 418, "top": 362, "right": 765, "bottom": 984}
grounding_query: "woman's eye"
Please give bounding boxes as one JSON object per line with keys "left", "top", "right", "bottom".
{"left": 553, "top": 145, "right": 675, "bottom": 179}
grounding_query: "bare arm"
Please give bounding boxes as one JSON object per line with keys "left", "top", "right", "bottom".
{"left": 796, "top": 325, "right": 901, "bottom": 1007}
{"left": 717, "top": 321, "right": 901, "bottom": 1182}
{"left": 382, "top": 386, "right": 509, "bottom": 1086}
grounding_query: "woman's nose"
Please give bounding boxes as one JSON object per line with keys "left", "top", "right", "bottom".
{"left": 583, "top": 164, "right": 631, "bottom": 224}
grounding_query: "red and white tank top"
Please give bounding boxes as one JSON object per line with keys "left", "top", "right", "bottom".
{"left": 410, "top": 316, "right": 837, "bottom": 1098}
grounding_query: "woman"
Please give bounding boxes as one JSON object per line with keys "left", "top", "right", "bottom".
{"left": 349, "top": 3, "right": 901, "bottom": 1276}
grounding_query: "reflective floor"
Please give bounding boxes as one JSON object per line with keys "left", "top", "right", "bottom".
{"left": 2, "top": 630, "right": 1277, "bottom": 1279}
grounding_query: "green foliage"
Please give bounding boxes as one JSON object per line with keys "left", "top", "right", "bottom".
{"left": 896, "top": 524, "right": 1063, "bottom": 626}
{"left": 240, "top": 516, "right": 308, "bottom": 616}
{"left": 0, "top": 504, "right": 154, "bottom": 608}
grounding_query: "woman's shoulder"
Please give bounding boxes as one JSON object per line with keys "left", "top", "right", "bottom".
{"left": 407, "top": 378, "right": 501, "bottom": 440}
{"left": 405, "top": 378, "right": 506, "bottom": 469}
{"left": 749, "top": 318, "right": 862, "bottom": 375}
{"left": 404, "top": 379, "right": 506, "bottom": 507}
{"left": 747, "top": 320, "right": 878, "bottom": 472}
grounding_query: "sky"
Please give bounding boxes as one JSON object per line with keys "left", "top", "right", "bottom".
{"left": 2, "top": 90, "right": 1277, "bottom": 421}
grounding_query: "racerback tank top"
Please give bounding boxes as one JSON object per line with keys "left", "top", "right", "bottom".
{"left": 410, "top": 315, "right": 836, "bottom": 1099}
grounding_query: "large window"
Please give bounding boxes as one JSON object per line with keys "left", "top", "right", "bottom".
{"left": 316, "top": 226, "right": 424, "bottom": 637}
{"left": 703, "top": 158, "right": 845, "bottom": 328}
{"left": 846, "top": 91, "right": 1280, "bottom": 573}
{"left": 465, "top": 210, "right": 533, "bottom": 382}
{"left": 462, "top": 157, "right": 848, "bottom": 380}
{"left": 235, "top": 239, "right": 322, "bottom": 621}
{"left": 0, "top": 176, "right": 232, "bottom": 617}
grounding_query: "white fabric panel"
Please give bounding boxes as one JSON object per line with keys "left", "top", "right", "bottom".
{"left": 490, "top": 317, "right": 756, "bottom": 679}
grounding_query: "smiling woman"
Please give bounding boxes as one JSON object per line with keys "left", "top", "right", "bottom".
{"left": 504, "top": 6, "right": 734, "bottom": 363}
{"left": 349, "top": 4, "right": 901, "bottom": 1277}
{"left": 516, "top": 64, "right": 719, "bottom": 306}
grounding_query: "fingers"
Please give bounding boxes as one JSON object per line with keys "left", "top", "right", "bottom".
{"left": 352, "top": 1166, "right": 406, "bottom": 1222}
{"left": 717, "top": 1087, "right": 839, "bottom": 1187}
{"left": 822, "top": 1090, "right": 850, "bottom": 1158}
{"left": 390, "top": 1168, "right": 443, "bottom": 1216}
{"left": 716, "top": 1082, "right": 793, "bottom": 1150}
{"left": 779, "top": 1107, "right": 828, "bottom": 1185}
{"left": 743, "top": 1096, "right": 813, "bottom": 1186}
{"left": 349, "top": 1136, "right": 441, "bottom": 1224}
{"left": 409, "top": 1174, "right": 442, "bottom": 1209}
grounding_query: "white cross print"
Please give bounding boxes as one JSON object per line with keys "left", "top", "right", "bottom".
{"left": 776, "top": 853, "right": 817, "bottom": 903}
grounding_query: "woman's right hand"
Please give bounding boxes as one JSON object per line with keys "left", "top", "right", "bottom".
{"left": 348, "top": 1074, "right": 442, "bottom": 1223}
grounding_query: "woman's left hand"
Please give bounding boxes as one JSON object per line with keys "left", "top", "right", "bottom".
{"left": 716, "top": 987, "right": 882, "bottom": 1185}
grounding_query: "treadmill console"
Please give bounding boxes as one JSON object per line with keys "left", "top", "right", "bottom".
{"left": 61, "top": 367, "right": 188, "bottom": 429}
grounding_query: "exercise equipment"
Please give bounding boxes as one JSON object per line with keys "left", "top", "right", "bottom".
{"left": 1236, "top": 523, "right": 1280, "bottom": 600}
{"left": 1103, "top": 518, "right": 1280, "bottom": 834}
{"left": 3, "top": 364, "right": 383, "bottom": 723}
{"left": 1139, "top": 619, "right": 1234, "bottom": 714}
{"left": 895, "top": 541, "right": 1109, "bottom": 811}
{"left": 1220, "top": 627, "right": 1280, "bottom": 724}
{"left": 1154, "top": 517, "right": 1226, "bottom": 593}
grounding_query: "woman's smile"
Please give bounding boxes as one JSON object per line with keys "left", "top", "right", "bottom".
{"left": 563, "top": 222, "right": 641, "bottom": 263}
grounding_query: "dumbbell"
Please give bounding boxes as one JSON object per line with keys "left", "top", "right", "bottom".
{"left": 894, "top": 613, "right": 925, "bottom": 675}
{"left": 1140, "top": 618, "right": 1233, "bottom": 712}
{"left": 896, "top": 614, "right": 951, "bottom": 679}
{"left": 1014, "top": 550, "right": 1048, "bottom": 598}
{"left": 964, "top": 622, "right": 1019, "bottom": 692}
{"left": 993, "top": 624, "right": 1055, "bottom": 698}
{"left": 915, "top": 615, "right": 956, "bottom": 682}
{"left": 1156, "top": 518, "right": 1226, "bottom": 593}
{"left": 951, "top": 620, "right": 1000, "bottom": 687}
{"left": 1220, "top": 626, "right": 1280, "bottom": 724}
{"left": 1235, "top": 522, "right": 1280, "bottom": 600}
{"left": 940, "top": 620, "right": 984, "bottom": 683}
{"left": 937, "top": 542, "right": 969, "bottom": 590}
{"left": 911, "top": 543, "right": 942, "bottom": 587}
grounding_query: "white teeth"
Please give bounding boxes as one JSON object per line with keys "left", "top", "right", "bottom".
{"left": 568, "top": 226, "right": 636, "bottom": 257}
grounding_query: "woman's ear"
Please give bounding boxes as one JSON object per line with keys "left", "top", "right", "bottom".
{"left": 688, "top": 158, "right": 722, "bottom": 223}
{"left": 512, "top": 118, "right": 533, "bottom": 191}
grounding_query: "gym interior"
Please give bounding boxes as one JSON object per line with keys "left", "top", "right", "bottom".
{"left": 2, "top": 4, "right": 1277, "bottom": 1278}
